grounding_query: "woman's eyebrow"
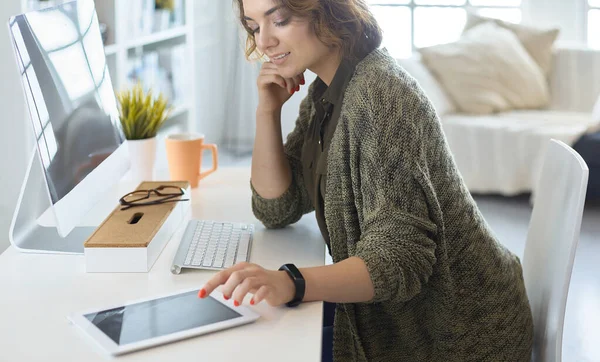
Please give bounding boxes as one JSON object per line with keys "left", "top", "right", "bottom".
{"left": 244, "top": 5, "right": 282, "bottom": 21}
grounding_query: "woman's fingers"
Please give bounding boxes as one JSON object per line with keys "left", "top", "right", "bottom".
{"left": 220, "top": 263, "right": 264, "bottom": 299}
{"left": 231, "top": 276, "right": 260, "bottom": 306}
{"left": 199, "top": 262, "right": 250, "bottom": 297}
{"left": 260, "top": 65, "right": 305, "bottom": 95}
{"left": 251, "top": 285, "right": 270, "bottom": 305}
{"left": 258, "top": 73, "right": 287, "bottom": 90}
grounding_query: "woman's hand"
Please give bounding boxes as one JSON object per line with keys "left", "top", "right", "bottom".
{"left": 257, "top": 62, "right": 305, "bottom": 114}
{"left": 198, "top": 262, "right": 296, "bottom": 307}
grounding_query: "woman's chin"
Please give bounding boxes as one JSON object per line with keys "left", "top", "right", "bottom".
{"left": 277, "top": 65, "right": 299, "bottom": 79}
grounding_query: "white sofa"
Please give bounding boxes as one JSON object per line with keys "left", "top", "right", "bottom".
{"left": 398, "top": 46, "right": 600, "bottom": 196}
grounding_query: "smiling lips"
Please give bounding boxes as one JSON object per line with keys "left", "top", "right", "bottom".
{"left": 271, "top": 52, "right": 290, "bottom": 65}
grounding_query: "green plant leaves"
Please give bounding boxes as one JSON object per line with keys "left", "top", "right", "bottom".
{"left": 117, "top": 83, "right": 173, "bottom": 140}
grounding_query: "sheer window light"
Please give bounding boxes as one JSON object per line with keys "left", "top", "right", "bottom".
{"left": 370, "top": 6, "right": 412, "bottom": 58}
{"left": 589, "top": 9, "right": 600, "bottom": 49}
{"left": 414, "top": 7, "right": 466, "bottom": 48}
{"left": 366, "top": 0, "right": 521, "bottom": 59}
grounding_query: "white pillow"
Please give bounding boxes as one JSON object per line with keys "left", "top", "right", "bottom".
{"left": 463, "top": 12, "right": 560, "bottom": 76}
{"left": 397, "top": 55, "right": 456, "bottom": 116}
{"left": 419, "top": 22, "right": 550, "bottom": 115}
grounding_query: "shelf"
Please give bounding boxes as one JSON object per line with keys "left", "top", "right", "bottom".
{"left": 126, "top": 26, "right": 189, "bottom": 49}
{"left": 104, "top": 44, "right": 119, "bottom": 56}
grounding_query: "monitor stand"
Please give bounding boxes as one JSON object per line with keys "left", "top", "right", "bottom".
{"left": 9, "top": 147, "right": 94, "bottom": 254}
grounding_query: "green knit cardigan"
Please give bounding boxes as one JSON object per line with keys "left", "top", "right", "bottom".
{"left": 251, "top": 49, "right": 533, "bottom": 362}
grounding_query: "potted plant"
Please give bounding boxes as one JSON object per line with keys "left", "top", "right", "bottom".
{"left": 117, "top": 83, "right": 172, "bottom": 183}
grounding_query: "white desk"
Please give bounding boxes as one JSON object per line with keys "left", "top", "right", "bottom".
{"left": 0, "top": 167, "right": 325, "bottom": 361}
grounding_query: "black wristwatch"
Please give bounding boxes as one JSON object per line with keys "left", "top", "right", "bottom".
{"left": 278, "top": 263, "right": 305, "bottom": 307}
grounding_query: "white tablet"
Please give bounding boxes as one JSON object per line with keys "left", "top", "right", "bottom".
{"left": 68, "top": 287, "right": 260, "bottom": 356}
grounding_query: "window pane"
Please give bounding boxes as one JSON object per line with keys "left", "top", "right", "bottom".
{"left": 414, "top": 7, "right": 466, "bottom": 48}
{"left": 589, "top": 0, "right": 600, "bottom": 7}
{"left": 367, "top": 0, "right": 410, "bottom": 4}
{"left": 590, "top": 10, "right": 600, "bottom": 49}
{"left": 371, "top": 6, "right": 412, "bottom": 58}
{"left": 476, "top": 8, "right": 521, "bottom": 23}
{"left": 415, "top": 0, "right": 465, "bottom": 5}
{"left": 469, "top": 0, "right": 521, "bottom": 6}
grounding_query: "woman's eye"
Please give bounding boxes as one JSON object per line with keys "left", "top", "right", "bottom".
{"left": 274, "top": 18, "right": 290, "bottom": 27}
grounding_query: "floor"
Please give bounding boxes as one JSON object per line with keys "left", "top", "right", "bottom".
{"left": 219, "top": 151, "right": 600, "bottom": 361}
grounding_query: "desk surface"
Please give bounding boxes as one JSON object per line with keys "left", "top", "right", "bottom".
{"left": 0, "top": 167, "right": 325, "bottom": 362}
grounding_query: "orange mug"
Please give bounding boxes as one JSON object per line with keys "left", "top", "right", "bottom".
{"left": 165, "top": 133, "right": 218, "bottom": 188}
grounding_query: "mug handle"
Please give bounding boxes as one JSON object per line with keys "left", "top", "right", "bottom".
{"left": 199, "top": 143, "right": 218, "bottom": 180}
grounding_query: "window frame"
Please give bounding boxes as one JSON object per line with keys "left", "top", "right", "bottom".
{"left": 586, "top": 0, "right": 600, "bottom": 48}
{"left": 368, "top": 0, "right": 522, "bottom": 57}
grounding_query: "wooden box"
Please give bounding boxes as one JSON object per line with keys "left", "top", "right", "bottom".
{"left": 84, "top": 181, "right": 191, "bottom": 272}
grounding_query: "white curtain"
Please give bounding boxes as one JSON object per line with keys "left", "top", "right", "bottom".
{"left": 192, "top": 1, "right": 316, "bottom": 156}
{"left": 193, "top": 0, "right": 260, "bottom": 155}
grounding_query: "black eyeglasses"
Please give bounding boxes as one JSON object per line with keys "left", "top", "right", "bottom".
{"left": 119, "top": 185, "right": 189, "bottom": 210}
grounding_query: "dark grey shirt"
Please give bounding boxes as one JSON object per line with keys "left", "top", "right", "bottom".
{"left": 301, "top": 58, "right": 359, "bottom": 252}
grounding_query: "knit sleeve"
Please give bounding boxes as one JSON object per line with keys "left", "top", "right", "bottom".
{"left": 351, "top": 72, "right": 439, "bottom": 304}
{"left": 250, "top": 87, "right": 315, "bottom": 229}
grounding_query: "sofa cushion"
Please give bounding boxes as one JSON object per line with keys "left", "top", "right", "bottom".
{"left": 419, "top": 22, "right": 549, "bottom": 115}
{"left": 396, "top": 55, "right": 456, "bottom": 116}
{"left": 463, "top": 12, "right": 560, "bottom": 76}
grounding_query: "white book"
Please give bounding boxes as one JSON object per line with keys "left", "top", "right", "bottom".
{"left": 142, "top": 0, "right": 155, "bottom": 35}
{"left": 170, "top": 45, "right": 187, "bottom": 105}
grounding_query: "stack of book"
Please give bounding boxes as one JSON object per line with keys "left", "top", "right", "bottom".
{"left": 126, "top": 44, "right": 187, "bottom": 107}
{"left": 127, "top": 0, "right": 186, "bottom": 37}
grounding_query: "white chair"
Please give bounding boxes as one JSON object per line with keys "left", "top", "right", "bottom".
{"left": 522, "top": 139, "right": 589, "bottom": 362}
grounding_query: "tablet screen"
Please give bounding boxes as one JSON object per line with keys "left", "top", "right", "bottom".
{"left": 84, "top": 290, "right": 241, "bottom": 346}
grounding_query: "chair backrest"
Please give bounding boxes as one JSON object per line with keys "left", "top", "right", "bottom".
{"left": 522, "top": 139, "right": 589, "bottom": 362}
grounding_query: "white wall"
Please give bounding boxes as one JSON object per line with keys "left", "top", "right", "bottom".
{"left": 0, "top": 1, "right": 29, "bottom": 254}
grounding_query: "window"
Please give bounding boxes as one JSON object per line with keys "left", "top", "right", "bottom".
{"left": 367, "top": 0, "right": 522, "bottom": 58}
{"left": 589, "top": 0, "right": 600, "bottom": 49}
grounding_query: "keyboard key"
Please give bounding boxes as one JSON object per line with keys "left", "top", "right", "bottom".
{"left": 172, "top": 220, "right": 253, "bottom": 271}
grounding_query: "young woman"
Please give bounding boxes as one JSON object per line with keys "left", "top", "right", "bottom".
{"left": 199, "top": 0, "right": 534, "bottom": 361}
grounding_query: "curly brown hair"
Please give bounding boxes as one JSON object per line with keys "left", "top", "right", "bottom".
{"left": 234, "top": 0, "right": 382, "bottom": 61}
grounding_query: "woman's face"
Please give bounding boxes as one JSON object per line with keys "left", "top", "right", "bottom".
{"left": 242, "top": 0, "right": 334, "bottom": 78}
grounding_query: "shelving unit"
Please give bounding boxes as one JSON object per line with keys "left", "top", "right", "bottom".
{"left": 23, "top": 0, "right": 196, "bottom": 134}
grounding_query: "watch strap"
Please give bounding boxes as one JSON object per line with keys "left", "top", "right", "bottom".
{"left": 278, "top": 263, "right": 305, "bottom": 307}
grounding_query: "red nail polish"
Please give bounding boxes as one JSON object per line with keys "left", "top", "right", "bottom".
{"left": 296, "top": 85, "right": 300, "bottom": 91}
{"left": 223, "top": 295, "right": 230, "bottom": 300}
{"left": 300, "top": 79, "right": 305, "bottom": 85}
{"left": 234, "top": 300, "right": 240, "bottom": 307}
{"left": 198, "top": 289, "right": 206, "bottom": 298}
{"left": 250, "top": 299, "right": 255, "bottom": 305}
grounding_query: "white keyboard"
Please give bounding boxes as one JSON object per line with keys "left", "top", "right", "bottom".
{"left": 171, "top": 219, "right": 254, "bottom": 274}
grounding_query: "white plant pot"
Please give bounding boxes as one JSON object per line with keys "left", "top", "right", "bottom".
{"left": 127, "top": 137, "right": 157, "bottom": 184}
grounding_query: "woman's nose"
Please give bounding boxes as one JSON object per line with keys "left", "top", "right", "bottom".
{"left": 256, "top": 27, "right": 277, "bottom": 53}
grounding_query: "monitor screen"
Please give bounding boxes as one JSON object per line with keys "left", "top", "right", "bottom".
{"left": 9, "top": 0, "right": 124, "bottom": 204}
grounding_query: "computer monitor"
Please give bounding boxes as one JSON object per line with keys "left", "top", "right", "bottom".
{"left": 7, "top": 0, "right": 129, "bottom": 254}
